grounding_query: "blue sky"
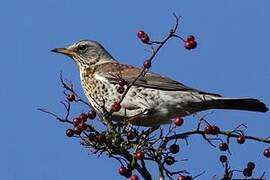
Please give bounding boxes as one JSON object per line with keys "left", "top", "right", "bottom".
{"left": 1, "top": 0, "right": 270, "bottom": 179}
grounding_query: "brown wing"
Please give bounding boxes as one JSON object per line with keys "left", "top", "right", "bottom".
{"left": 97, "top": 62, "right": 221, "bottom": 97}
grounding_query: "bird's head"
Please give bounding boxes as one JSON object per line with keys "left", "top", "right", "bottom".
{"left": 51, "top": 40, "right": 114, "bottom": 67}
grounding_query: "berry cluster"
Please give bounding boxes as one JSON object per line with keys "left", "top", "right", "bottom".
{"left": 87, "top": 132, "right": 108, "bottom": 145}
{"left": 204, "top": 125, "right": 220, "bottom": 135}
{"left": 161, "top": 144, "right": 181, "bottom": 167}
{"left": 65, "top": 110, "right": 96, "bottom": 137}
{"left": 116, "top": 79, "right": 126, "bottom": 94}
{"left": 118, "top": 166, "right": 139, "bottom": 179}
{"left": 110, "top": 79, "right": 126, "bottom": 113}
{"left": 219, "top": 156, "right": 259, "bottom": 178}
{"left": 242, "top": 161, "right": 255, "bottom": 177}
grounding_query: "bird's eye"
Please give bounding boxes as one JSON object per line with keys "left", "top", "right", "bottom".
{"left": 78, "top": 45, "right": 87, "bottom": 52}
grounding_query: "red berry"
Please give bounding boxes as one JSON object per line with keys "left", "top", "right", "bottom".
{"left": 130, "top": 175, "right": 139, "bottom": 180}
{"left": 137, "top": 31, "right": 147, "bottom": 38}
{"left": 118, "top": 166, "right": 128, "bottom": 176}
{"left": 243, "top": 168, "right": 252, "bottom": 177}
{"left": 264, "top": 148, "right": 270, "bottom": 158}
{"left": 67, "top": 94, "right": 75, "bottom": 102}
{"left": 140, "top": 36, "right": 150, "bottom": 44}
{"left": 187, "top": 35, "right": 195, "bottom": 42}
{"left": 73, "top": 126, "right": 82, "bottom": 135}
{"left": 111, "top": 102, "right": 121, "bottom": 112}
{"left": 174, "top": 116, "right": 184, "bottom": 126}
{"left": 211, "top": 125, "right": 220, "bottom": 135}
{"left": 237, "top": 135, "right": 246, "bottom": 144}
{"left": 77, "top": 123, "right": 87, "bottom": 131}
{"left": 247, "top": 162, "right": 255, "bottom": 170}
{"left": 184, "top": 40, "right": 197, "bottom": 50}
{"left": 118, "top": 79, "right": 126, "bottom": 87}
{"left": 178, "top": 175, "right": 191, "bottom": 180}
{"left": 143, "top": 60, "right": 151, "bottom": 69}
{"left": 190, "top": 40, "right": 197, "bottom": 49}
{"left": 204, "top": 125, "right": 213, "bottom": 134}
{"left": 219, "top": 155, "right": 227, "bottom": 163}
{"left": 178, "top": 175, "right": 186, "bottom": 180}
{"left": 169, "top": 144, "right": 180, "bottom": 154}
{"left": 164, "top": 156, "right": 175, "bottom": 165}
{"left": 117, "top": 86, "right": 125, "bottom": 94}
{"left": 219, "top": 143, "right": 228, "bottom": 151}
{"left": 137, "top": 31, "right": 150, "bottom": 44}
{"left": 73, "top": 117, "right": 83, "bottom": 126}
{"left": 135, "top": 151, "right": 145, "bottom": 160}
{"left": 79, "top": 113, "right": 88, "bottom": 122}
{"left": 65, "top": 129, "right": 74, "bottom": 137}
{"left": 184, "top": 41, "right": 193, "bottom": 50}
{"left": 127, "top": 131, "right": 136, "bottom": 140}
{"left": 87, "top": 110, "right": 96, "bottom": 119}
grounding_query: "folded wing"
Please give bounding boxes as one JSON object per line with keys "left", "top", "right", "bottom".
{"left": 98, "top": 63, "right": 221, "bottom": 97}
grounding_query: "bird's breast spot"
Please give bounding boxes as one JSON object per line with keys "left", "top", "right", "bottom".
{"left": 129, "top": 91, "right": 136, "bottom": 97}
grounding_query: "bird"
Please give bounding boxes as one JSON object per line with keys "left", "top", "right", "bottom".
{"left": 51, "top": 40, "right": 268, "bottom": 127}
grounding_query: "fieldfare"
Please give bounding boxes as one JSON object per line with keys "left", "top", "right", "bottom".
{"left": 51, "top": 40, "right": 268, "bottom": 127}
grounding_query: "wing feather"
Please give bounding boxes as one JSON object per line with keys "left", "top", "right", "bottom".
{"left": 95, "top": 62, "right": 222, "bottom": 97}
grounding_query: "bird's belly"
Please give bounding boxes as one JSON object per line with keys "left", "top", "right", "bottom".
{"left": 113, "top": 88, "right": 195, "bottom": 126}
{"left": 117, "top": 90, "right": 209, "bottom": 126}
{"left": 81, "top": 76, "right": 206, "bottom": 126}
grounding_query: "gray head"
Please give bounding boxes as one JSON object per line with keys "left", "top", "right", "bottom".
{"left": 51, "top": 40, "right": 115, "bottom": 67}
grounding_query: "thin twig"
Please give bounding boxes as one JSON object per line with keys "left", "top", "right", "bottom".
{"left": 118, "top": 15, "right": 181, "bottom": 105}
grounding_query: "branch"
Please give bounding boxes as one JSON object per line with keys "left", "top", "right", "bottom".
{"left": 161, "top": 130, "right": 270, "bottom": 148}
{"left": 60, "top": 72, "right": 91, "bottom": 107}
{"left": 37, "top": 108, "right": 72, "bottom": 124}
{"left": 118, "top": 15, "right": 181, "bottom": 105}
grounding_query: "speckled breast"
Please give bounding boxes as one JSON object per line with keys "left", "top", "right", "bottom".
{"left": 80, "top": 66, "right": 119, "bottom": 115}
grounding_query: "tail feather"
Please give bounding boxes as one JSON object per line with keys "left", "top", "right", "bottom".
{"left": 209, "top": 98, "right": 268, "bottom": 112}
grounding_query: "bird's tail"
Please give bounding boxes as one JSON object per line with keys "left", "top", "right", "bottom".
{"left": 204, "top": 98, "right": 268, "bottom": 112}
